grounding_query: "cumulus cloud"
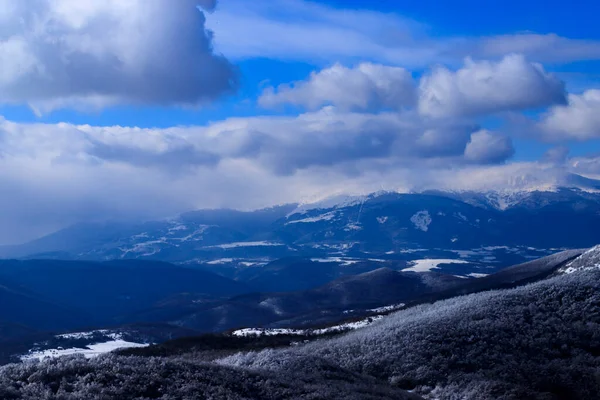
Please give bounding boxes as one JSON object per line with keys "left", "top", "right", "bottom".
{"left": 0, "top": 0, "right": 238, "bottom": 113}
{"left": 1, "top": 109, "right": 488, "bottom": 176}
{"left": 0, "top": 111, "right": 511, "bottom": 243}
{"left": 259, "top": 63, "right": 415, "bottom": 111}
{"left": 539, "top": 90, "right": 600, "bottom": 141}
{"left": 418, "top": 54, "right": 566, "bottom": 118}
{"left": 464, "top": 130, "right": 515, "bottom": 164}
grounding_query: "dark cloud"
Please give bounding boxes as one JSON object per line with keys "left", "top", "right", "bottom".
{"left": 0, "top": 0, "right": 238, "bottom": 113}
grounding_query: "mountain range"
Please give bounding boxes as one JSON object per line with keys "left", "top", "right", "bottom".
{"left": 2, "top": 246, "right": 599, "bottom": 399}
{"left": 2, "top": 175, "right": 600, "bottom": 266}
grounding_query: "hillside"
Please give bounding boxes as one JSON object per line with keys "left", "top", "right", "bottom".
{"left": 1, "top": 248, "right": 599, "bottom": 399}
{"left": 2, "top": 187, "right": 600, "bottom": 265}
{"left": 224, "top": 266, "right": 600, "bottom": 399}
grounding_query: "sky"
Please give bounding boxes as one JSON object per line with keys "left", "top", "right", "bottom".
{"left": 1, "top": 0, "right": 600, "bottom": 244}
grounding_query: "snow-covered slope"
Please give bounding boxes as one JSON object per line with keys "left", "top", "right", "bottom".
{"left": 558, "top": 245, "right": 600, "bottom": 274}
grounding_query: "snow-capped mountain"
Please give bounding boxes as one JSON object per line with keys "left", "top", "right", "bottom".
{"left": 2, "top": 176, "right": 600, "bottom": 263}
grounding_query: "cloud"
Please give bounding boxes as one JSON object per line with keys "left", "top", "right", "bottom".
{"left": 0, "top": 0, "right": 238, "bottom": 113}
{"left": 206, "top": 0, "right": 433, "bottom": 66}
{"left": 464, "top": 130, "right": 515, "bottom": 164}
{"left": 259, "top": 63, "right": 415, "bottom": 111}
{"left": 569, "top": 154, "right": 600, "bottom": 178}
{"left": 207, "top": 0, "right": 600, "bottom": 67}
{"left": 418, "top": 54, "right": 566, "bottom": 118}
{"left": 538, "top": 90, "right": 600, "bottom": 141}
{"left": 0, "top": 111, "right": 511, "bottom": 243}
{"left": 542, "top": 146, "right": 570, "bottom": 164}
{"left": 259, "top": 56, "right": 566, "bottom": 121}
{"left": 478, "top": 34, "right": 600, "bottom": 63}
{"left": 0, "top": 110, "right": 494, "bottom": 177}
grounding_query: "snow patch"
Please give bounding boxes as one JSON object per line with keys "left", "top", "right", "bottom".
{"left": 467, "top": 273, "right": 489, "bottom": 278}
{"left": 288, "top": 194, "right": 366, "bottom": 217}
{"left": 410, "top": 211, "right": 432, "bottom": 232}
{"left": 205, "top": 241, "right": 284, "bottom": 249}
{"left": 403, "top": 259, "right": 469, "bottom": 273}
{"left": 368, "top": 304, "right": 405, "bottom": 313}
{"left": 21, "top": 339, "right": 149, "bottom": 361}
{"left": 286, "top": 212, "right": 337, "bottom": 224}
{"left": 558, "top": 245, "right": 600, "bottom": 274}
{"left": 231, "top": 315, "right": 384, "bottom": 337}
{"left": 311, "top": 257, "right": 361, "bottom": 266}
{"left": 206, "top": 258, "right": 235, "bottom": 265}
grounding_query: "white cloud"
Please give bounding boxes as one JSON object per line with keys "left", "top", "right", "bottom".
{"left": 569, "top": 154, "right": 600, "bottom": 179}
{"left": 206, "top": 0, "right": 434, "bottom": 67}
{"left": 0, "top": 0, "right": 237, "bottom": 113}
{"left": 259, "top": 63, "right": 415, "bottom": 111}
{"left": 206, "top": 0, "right": 600, "bottom": 67}
{"left": 479, "top": 34, "right": 600, "bottom": 63}
{"left": 418, "top": 54, "right": 566, "bottom": 118}
{"left": 539, "top": 90, "right": 600, "bottom": 140}
{"left": 0, "top": 112, "right": 513, "bottom": 244}
{"left": 464, "top": 130, "right": 515, "bottom": 164}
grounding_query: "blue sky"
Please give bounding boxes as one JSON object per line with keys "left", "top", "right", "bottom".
{"left": 3, "top": 0, "right": 600, "bottom": 134}
{"left": 0, "top": 0, "right": 600, "bottom": 244}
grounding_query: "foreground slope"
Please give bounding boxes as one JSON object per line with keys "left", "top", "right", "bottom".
{"left": 2, "top": 249, "right": 599, "bottom": 399}
{"left": 0, "top": 354, "right": 421, "bottom": 400}
{"left": 224, "top": 267, "right": 600, "bottom": 399}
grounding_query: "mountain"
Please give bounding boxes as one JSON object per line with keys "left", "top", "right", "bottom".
{"left": 0, "top": 259, "right": 251, "bottom": 332}
{"left": 167, "top": 267, "right": 466, "bottom": 332}
{"left": 129, "top": 249, "right": 578, "bottom": 333}
{"left": 2, "top": 181, "right": 600, "bottom": 264}
{"left": 0, "top": 205, "right": 296, "bottom": 261}
{"left": 3, "top": 247, "right": 600, "bottom": 399}
{"left": 0, "top": 283, "right": 84, "bottom": 332}
{"left": 222, "top": 254, "right": 600, "bottom": 399}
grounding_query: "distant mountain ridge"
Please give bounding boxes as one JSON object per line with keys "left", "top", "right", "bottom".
{"left": 1, "top": 175, "right": 600, "bottom": 261}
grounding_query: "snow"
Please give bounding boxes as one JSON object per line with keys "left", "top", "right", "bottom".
{"left": 467, "top": 273, "right": 489, "bottom": 278}
{"left": 410, "top": 211, "right": 432, "bottom": 232}
{"left": 343, "top": 223, "right": 362, "bottom": 231}
{"left": 205, "top": 241, "right": 284, "bottom": 249}
{"left": 402, "top": 259, "right": 469, "bottom": 273}
{"left": 206, "top": 258, "right": 235, "bottom": 264}
{"left": 559, "top": 245, "right": 600, "bottom": 274}
{"left": 259, "top": 299, "right": 285, "bottom": 316}
{"left": 455, "top": 212, "right": 468, "bottom": 222}
{"left": 311, "top": 257, "right": 361, "bottom": 266}
{"left": 287, "top": 194, "right": 366, "bottom": 217}
{"left": 167, "top": 223, "right": 187, "bottom": 233}
{"left": 286, "top": 212, "right": 336, "bottom": 224}
{"left": 368, "top": 304, "right": 405, "bottom": 313}
{"left": 21, "top": 339, "right": 149, "bottom": 361}
{"left": 178, "top": 226, "right": 210, "bottom": 242}
{"left": 56, "top": 330, "right": 117, "bottom": 340}
{"left": 231, "top": 315, "right": 384, "bottom": 337}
